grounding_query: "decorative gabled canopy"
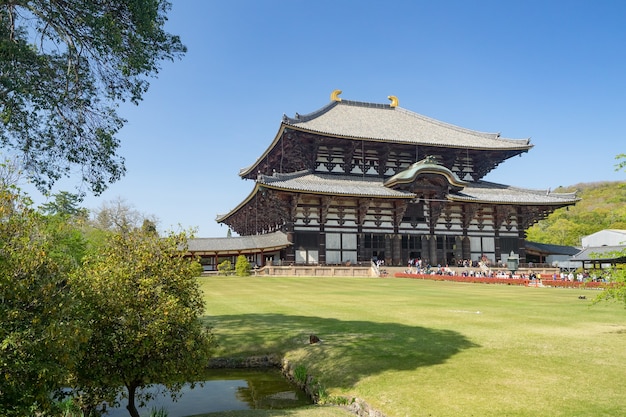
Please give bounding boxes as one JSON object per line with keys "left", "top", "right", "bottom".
{"left": 384, "top": 156, "right": 467, "bottom": 191}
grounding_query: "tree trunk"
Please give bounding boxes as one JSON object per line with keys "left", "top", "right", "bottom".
{"left": 126, "top": 382, "right": 140, "bottom": 417}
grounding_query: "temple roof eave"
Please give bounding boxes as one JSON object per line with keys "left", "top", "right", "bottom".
{"left": 257, "top": 172, "right": 580, "bottom": 206}
{"left": 216, "top": 174, "right": 579, "bottom": 232}
{"left": 239, "top": 97, "right": 535, "bottom": 178}
{"left": 259, "top": 171, "right": 415, "bottom": 199}
{"left": 283, "top": 124, "right": 533, "bottom": 150}
{"left": 216, "top": 182, "right": 261, "bottom": 224}
{"left": 447, "top": 196, "right": 579, "bottom": 206}
{"left": 260, "top": 183, "right": 415, "bottom": 199}
{"left": 282, "top": 99, "right": 533, "bottom": 148}
{"left": 447, "top": 181, "right": 580, "bottom": 205}
{"left": 187, "top": 231, "right": 292, "bottom": 253}
{"left": 239, "top": 124, "right": 288, "bottom": 178}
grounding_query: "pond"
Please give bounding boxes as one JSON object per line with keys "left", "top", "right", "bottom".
{"left": 104, "top": 369, "right": 312, "bottom": 417}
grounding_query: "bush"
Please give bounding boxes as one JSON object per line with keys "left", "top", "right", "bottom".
{"left": 235, "top": 255, "right": 251, "bottom": 277}
{"left": 217, "top": 260, "right": 233, "bottom": 275}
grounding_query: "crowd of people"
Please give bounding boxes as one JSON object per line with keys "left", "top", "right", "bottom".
{"left": 405, "top": 257, "right": 540, "bottom": 279}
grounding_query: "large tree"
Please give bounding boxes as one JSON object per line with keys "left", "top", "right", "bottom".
{"left": 90, "top": 196, "right": 156, "bottom": 232}
{"left": 70, "top": 227, "right": 213, "bottom": 417}
{"left": 39, "top": 191, "right": 89, "bottom": 219}
{"left": 0, "top": 186, "right": 86, "bottom": 416}
{"left": 0, "top": 1, "right": 186, "bottom": 194}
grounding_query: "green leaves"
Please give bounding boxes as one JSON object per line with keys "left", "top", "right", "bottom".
{"left": 526, "top": 182, "right": 626, "bottom": 246}
{"left": 1, "top": 185, "right": 213, "bottom": 416}
{"left": 71, "top": 227, "right": 213, "bottom": 416}
{"left": 0, "top": 1, "right": 185, "bottom": 194}
{"left": 0, "top": 187, "right": 85, "bottom": 417}
{"left": 235, "top": 254, "right": 252, "bottom": 276}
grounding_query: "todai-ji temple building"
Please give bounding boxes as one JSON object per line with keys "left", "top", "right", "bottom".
{"left": 212, "top": 91, "right": 579, "bottom": 268}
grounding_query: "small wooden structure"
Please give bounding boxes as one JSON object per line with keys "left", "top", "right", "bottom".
{"left": 187, "top": 231, "right": 291, "bottom": 271}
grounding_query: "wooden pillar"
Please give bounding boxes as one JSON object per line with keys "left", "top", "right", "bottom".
{"left": 421, "top": 236, "right": 430, "bottom": 265}
{"left": 392, "top": 234, "right": 402, "bottom": 265}
{"left": 384, "top": 234, "right": 392, "bottom": 265}
{"left": 454, "top": 236, "right": 463, "bottom": 266}
{"left": 319, "top": 231, "right": 326, "bottom": 265}
{"left": 284, "top": 222, "right": 295, "bottom": 264}
{"left": 517, "top": 211, "right": 527, "bottom": 263}
{"left": 494, "top": 229, "right": 502, "bottom": 264}
{"left": 429, "top": 235, "right": 438, "bottom": 266}
{"left": 462, "top": 236, "right": 471, "bottom": 261}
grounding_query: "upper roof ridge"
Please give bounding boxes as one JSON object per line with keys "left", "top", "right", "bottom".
{"left": 259, "top": 169, "right": 312, "bottom": 183}
{"left": 283, "top": 96, "right": 398, "bottom": 125}
{"left": 282, "top": 95, "right": 530, "bottom": 145}
{"left": 282, "top": 101, "right": 338, "bottom": 124}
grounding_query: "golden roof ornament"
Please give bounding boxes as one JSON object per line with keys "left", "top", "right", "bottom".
{"left": 330, "top": 89, "right": 342, "bottom": 102}
{"left": 388, "top": 95, "right": 399, "bottom": 108}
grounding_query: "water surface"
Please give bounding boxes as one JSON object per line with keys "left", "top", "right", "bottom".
{"left": 104, "top": 368, "right": 311, "bottom": 417}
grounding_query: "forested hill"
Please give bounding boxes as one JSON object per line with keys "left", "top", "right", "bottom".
{"left": 526, "top": 181, "right": 626, "bottom": 247}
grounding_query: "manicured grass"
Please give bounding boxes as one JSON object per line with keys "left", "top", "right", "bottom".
{"left": 199, "top": 276, "right": 626, "bottom": 417}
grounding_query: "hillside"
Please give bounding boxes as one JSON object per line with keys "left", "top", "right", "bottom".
{"left": 526, "top": 181, "right": 626, "bottom": 247}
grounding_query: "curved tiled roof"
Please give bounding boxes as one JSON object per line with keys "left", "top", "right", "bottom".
{"left": 283, "top": 99, "right": 532, "bottom": 150}
{"left": 260, "top": 170, "right": 413, "bottom": 198}
{"left": 570, "top": 245, "right": 626, "bottom": 262}
{"left": 449, "top": 181, "right": 579, "bottom": 205}
{"left": 216, "top": 172, "right": 578, "bottom": 225}
{"left": 188, "top": 231, "right": 291, "bottom": 253}
{"left": 525, "top": 241, "right": 581, "bottom": 256}
{"left": 258, "top": 171, "right": 578, "bottom": 205}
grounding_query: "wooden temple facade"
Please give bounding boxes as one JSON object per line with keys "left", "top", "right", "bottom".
{"left": 216, "top": 91, "right": 579, "bottom": 267}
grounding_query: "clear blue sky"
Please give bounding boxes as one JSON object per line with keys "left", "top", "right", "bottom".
{"left": 30, "top": 0, "right": 626, "bottom": 237}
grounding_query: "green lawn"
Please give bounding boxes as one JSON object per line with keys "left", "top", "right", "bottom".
{"left": 199, "top": 276, "right": 626, "bottom": 417}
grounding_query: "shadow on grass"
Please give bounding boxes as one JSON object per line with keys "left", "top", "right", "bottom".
{"left": 189, "top": 406, "right": 352, "bottom": 417}
{"left": 205, "top": 314, "right": 479, "bottom": 390}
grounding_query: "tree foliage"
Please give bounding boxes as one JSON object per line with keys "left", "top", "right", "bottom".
{"left": 70, "top": 228, "right": 213, "bottom": 417}
{"left": 0, "top": 1, "right": 186, "bottom": 194}
{"left": 616, "top": 153, "right": 626, "bottom": 172}
{"left": 217, "top": 259, "right": 233, "bottom": 275}
{"left": 235, "top": 255, "right": 251, "bottom": 277}
{"left": 593, "top": 251, "right": 626, "bottom": 308}
{"left": 526, "top": 181, "right": 626, "bottom": 246}
{"left": 39, "top": 191, "right": 89, "bottom": 219}
{"left": 90, "top": 197, "right": 157, "bottom": 233}
{"left": 0, "top": 187, "right": 85, "bottom": 417}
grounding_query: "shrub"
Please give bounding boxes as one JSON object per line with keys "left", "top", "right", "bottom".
{"left": 235, "top": 255, "right": 251, "bottom": 277}
{"left": 217, "top": 260, "right": 233, "bottom": 275}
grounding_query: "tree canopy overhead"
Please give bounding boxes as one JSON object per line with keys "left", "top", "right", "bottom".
{"left": 0, "top": 1, "right": 186, "bottom": 194}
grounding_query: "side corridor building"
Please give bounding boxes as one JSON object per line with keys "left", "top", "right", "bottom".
{"left": 213, "top": 91, "right": 579, "bottom": 268}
